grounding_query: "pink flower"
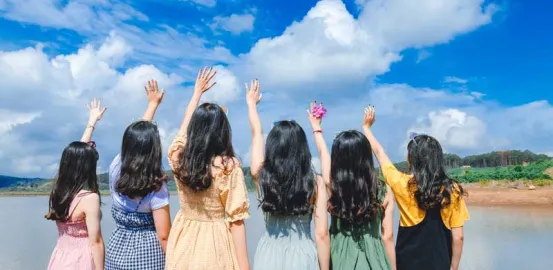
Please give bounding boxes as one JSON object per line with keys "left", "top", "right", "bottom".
{"left": 312, "top": 104, "right": 327, "bottom": 118}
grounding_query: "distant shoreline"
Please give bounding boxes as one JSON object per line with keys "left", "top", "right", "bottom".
{"left": 1, "top": 183, "right": 552, "bottom": 208}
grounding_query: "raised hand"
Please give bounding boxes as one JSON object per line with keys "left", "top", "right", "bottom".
{"left": 363, "top": 105, "right": 376, "bottom": 128}
{"left": 144, "top": 79, "right": 165, "bottom": 105}
{"left": 195, "top": 66, "right": 217, "bottom": 94}
{"left": 86, "top": 98, "right": 107, "bottom": 123}
{"left": 307, "top": 101, "right": 324, "bottom": 130}
{"left": 245, "top": 79, "right": 262, "bottom": 106}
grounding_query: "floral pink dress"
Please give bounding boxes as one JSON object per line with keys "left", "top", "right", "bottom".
{"left": 48, "top": 190, "right": 95, "bottom": 270}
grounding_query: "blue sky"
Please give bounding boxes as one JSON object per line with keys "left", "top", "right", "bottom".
{"left": 0, "top": 0, "right": 552, "bottom": 177}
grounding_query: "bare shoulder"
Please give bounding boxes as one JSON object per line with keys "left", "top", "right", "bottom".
{"left": 80, "top": 192, "right": 100, "bottom": 207}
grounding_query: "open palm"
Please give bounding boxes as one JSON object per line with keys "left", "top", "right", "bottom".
{"left": 86, "top": 98, "right": 107, "bottom": 121}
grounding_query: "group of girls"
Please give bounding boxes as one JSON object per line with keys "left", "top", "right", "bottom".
{"left": 45, "top": 66, "right": 469, "bottom": 270}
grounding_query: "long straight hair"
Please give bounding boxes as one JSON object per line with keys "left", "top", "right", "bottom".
{"left": 329, "top": 130, "right": 383, "bottom": 223}
{"left": 46, "top": 141, "right": 100, "bottom": 221}
{"left": 115, "top": 121, "right": 167, "bottom": 199}
{"left": 407, "top": 134, "right": 466, "bottom": 209}
{"left": 259, "top": 120, "right": 315, "bottom": 216}
{"left": 175, "top": 103, "right": 236, "bottom": 191}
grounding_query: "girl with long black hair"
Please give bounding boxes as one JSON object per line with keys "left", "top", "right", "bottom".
{"left": 105, "top": 80, "right": 171, "bottom": 270}
{"left": 307, "top": 102, "right": 396, "bottom": 270}
{"left": 247, "top": 80, "right": 330, "bottom": 270}
{"left": 166, "top": 67, "right": 250, "bottom": 270}
{"left": 362, "top": 106, "right": 469, "bottom": 270}
{"left": 47, "top": 98, "right": 107, "bottom": 270}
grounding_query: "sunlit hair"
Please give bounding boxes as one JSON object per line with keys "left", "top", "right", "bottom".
{"left": 115, "top": 121, "right": 167, "bottom": 198}
{"left": 407, "top": 134, "right": 466, "bottom": 209}
{"left": 258, "top": 120, "right": 315, "bottom": 216}
{"left": 174, "top": 103, "right": 236, "bottom": 191}
{"left": 46, "top": 142, "right": 100, "bottom": 221}
{"left": 329, "top": 130, "right": 383, "bottom": 223}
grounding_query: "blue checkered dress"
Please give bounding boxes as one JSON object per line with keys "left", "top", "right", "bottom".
{"left": 105, "top": 205, "right": 165, "bottom": 270}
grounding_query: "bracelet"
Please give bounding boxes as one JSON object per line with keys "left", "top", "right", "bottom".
{"left": 313, "top": 129, "right": 322, "bottom": 134}
{"left": 87, "top": 125, "right": 95, "bottom": 130}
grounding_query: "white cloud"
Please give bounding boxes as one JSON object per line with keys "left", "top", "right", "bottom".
{"left": 444, "top": 76, "right": 468, "bottom": 84}
{"left": 358, "top": 0, "right": 498, "bottom": 49}
{"left": 238, "top": 0, "right": 400, "bottom": 88}
{"left": 416, "top": 49, "right": 431, "bottom": 63}
{"left": 0, "top": 0, "right": 234, "bottom": 68}
{"left": 0, "top": 110, "right": 41, "bottom": 134}
{"left": 212, "top": 13, "right": 255, "bottom": 34}
{"left": 183, "top": 0, "right": 216, "bottom": 8}
{"left": 408, "top": 109, "right": 486, "bottom": 151}
{"left": 0, "top": 33, "right": 185, "bottom": 176}
{"left": 237, "top": 0, "right": 496, "bottom": 89}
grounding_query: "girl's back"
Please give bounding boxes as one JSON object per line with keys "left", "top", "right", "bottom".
{"left": 48, "top": 190, "right": 94, "bottom": 270}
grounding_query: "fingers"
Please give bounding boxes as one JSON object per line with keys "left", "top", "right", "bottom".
{"left": 206, "top": 81, "right": 217, "bottom": 90}
{"left": 258, "top": 93, "right": 263, "bottom": 102}
{"left": 154, "top": 80, "right": 158, "bottom": 91}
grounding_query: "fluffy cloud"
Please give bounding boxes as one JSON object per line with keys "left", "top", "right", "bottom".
{"left": 0, "top": 0, "right": 234, "bottom": 68}
{"left": 408, "top": 109, "right": 486, "bottom": 151}
{"left": 237, "top": 0, "right": 497, "bottom": 88}
{"left": 0, "top": 34, "right": 187, "bottom": 176}
{"left": 358, "top": 0, "right": 498, "bottom": 49}
{"left": 212, "top": 13, "right": 255, "bottom": 34}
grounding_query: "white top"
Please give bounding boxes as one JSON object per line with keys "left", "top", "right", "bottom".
{"left": 109, "top": 154, "right": 169, "bottom": 213}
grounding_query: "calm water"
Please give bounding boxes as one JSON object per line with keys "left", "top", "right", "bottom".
{"left": 0, "top": 195, "right": 551, "bottom": 270}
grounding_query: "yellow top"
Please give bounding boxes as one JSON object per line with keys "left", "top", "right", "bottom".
{"left": 164, "top": 135, "right": 250, "bottom": 270}
{"left": 381, "top": 162, "right": 469, "bottom": 229}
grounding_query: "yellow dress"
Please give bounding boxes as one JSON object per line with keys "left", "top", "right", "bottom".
{"left": 165, "top": 135, "right": 250, "bottom": 270}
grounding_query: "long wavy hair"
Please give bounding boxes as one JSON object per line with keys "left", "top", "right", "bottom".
{"left": 407, "top": 134, "right": 466, "bottom": 209}
{"left": 115, "top": 121, "right": 167, "bottom": 199}
{"left": 46, "top": 142, "right": 100, "bottom": 221}
{"left": 174, "top": 103, "right": 236, "bottom": 191}
{"left": 259, "top": 120, "right": 315, "bottom": 216}
{"left": 329, "top": 130, "right": 383, "bottom": 223}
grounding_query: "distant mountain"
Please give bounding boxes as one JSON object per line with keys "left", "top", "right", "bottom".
{"left": 0, "top": 175, "right": 44, "bottom": 188}
{"left": 1, "top": 167, "right": 256, "bottom": 193}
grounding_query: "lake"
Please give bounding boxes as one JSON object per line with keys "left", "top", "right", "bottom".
{"left": 0, "top": 195, "right": 551, "bottom": 270}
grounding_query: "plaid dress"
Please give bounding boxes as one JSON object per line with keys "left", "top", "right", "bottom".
{"left": 105, "top": 205, "right": 164, "bottom": 270}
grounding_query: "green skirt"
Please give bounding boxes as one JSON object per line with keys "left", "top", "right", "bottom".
{"left": 330, "top": 216, "right": 391, "bottom": 270}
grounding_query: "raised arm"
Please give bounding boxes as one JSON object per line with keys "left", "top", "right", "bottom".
{"left": 307, "top": 102, "right": 331, "bottom": 190}
{"left": 83, "top": 193, "right": 104, "bottom": 270}
{"left": 142, "top": 79, "right": 165, "bottom": 121}
{"left": 178, "top": 67, "right": 216, "bottom": 137}
{"left": 314, "top": 175, "right": 330, "bottom": 270}
{"left": 80, "top": 98, "right": 107, "bottom": 143}
{"left": 381, "top": 187, "right": 396, "bottom": 270}
{"left": 169, "top": 67, "right": 216, "bottom": 166}
{"left": 245, "top": 79, "right": 263, "bottom": 194}
{"left": 362, "top": 106, "right": 393, "bottom": 166}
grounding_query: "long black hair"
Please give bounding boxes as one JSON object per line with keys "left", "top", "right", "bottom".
{"left": 259, "top": 120, "right": 315, "bottom": 216}
{"left": 407, "top": 134, "right": 466, "bottom": 209}
{"left": 46, "top": 141, "right": 100, "bottom": 221}
{"left": 329, "top": 130, "right": 383, "bottom": 223}
{"left": 175, "top": 103, "right": 236, "bottom": 191}
{"left": 115, "top": 120, "right": 167, "bottom": 199}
